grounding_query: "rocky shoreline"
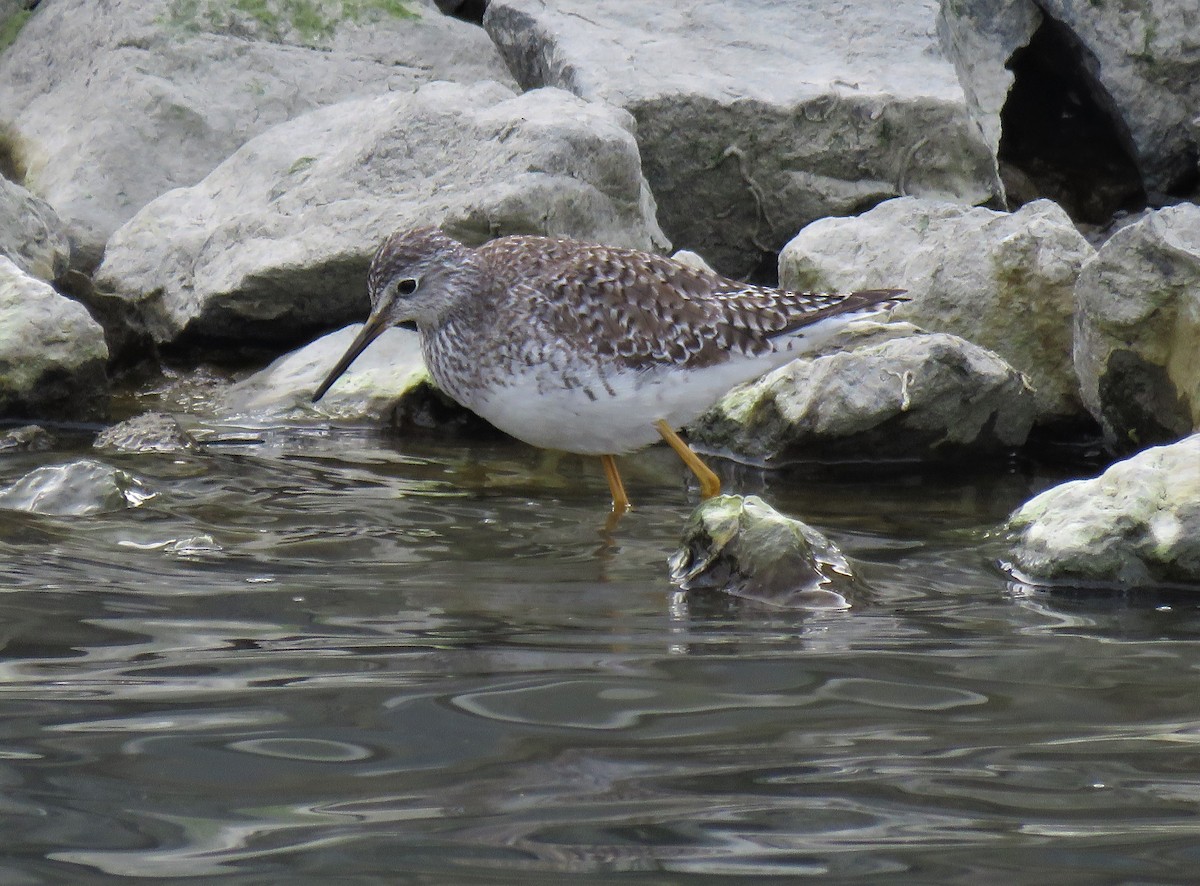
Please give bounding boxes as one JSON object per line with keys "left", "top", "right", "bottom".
{"left": 1, "top": 0, "right": 1197, "bottom": 592}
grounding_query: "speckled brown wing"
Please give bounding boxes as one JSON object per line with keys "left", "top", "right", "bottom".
{"left": 477, "top": 236, "right": 902, "bottom": 371}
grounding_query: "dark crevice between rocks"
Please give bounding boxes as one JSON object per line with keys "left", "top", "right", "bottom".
{"left": 999, "top": 10, "right": 1146, "bottom": 225}
{"left": 436, "top": 0, "right": 486, "bottom": 26}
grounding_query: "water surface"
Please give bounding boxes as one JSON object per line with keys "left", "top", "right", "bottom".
{"left": 2, "top": 425, "right": 1198, "bottom": 883}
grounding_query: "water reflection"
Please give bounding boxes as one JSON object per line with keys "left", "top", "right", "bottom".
{"left": 1, "top": 426, "right": 1199, "bottom": 881}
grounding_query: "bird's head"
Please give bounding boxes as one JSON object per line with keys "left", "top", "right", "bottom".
{"left": 313, "top": 227, "right": 473, "bottom": 401}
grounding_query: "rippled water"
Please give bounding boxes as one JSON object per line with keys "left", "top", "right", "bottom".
{"left": 2, "top": 423, "right": 1199, "bottom": 883}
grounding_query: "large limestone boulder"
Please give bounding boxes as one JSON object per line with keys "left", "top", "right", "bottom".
{"left": 94, "top": 81, "right": 667, "bottom": 354}
{"left": 0, "top": 175, "right": 69, "bottom": 282}
{"left": 780, "top": 198, "right": 1094, "bottom": 425}
{"left": 941, "top": 0, "right": 1200, "bottom": 201}
{"left": 690, "top": 331, "right": 1036, "bottom": 463}
{"left": 1005, "top": 435, "right": 1200, "bottom": 588}
{"left": 484, "top": 0, "right": 1001, "bottom": 278}
{"left": 1074, "top": 204, "right": 1200, "bottom": 452}
{"left": 0, "top": 256, "right": 108, "bottom": 420}
{"left": 0, "top": 0, "right": 514, "bottom": 270}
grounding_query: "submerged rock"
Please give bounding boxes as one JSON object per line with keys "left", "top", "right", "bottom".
{"left": 1073, "top": 204, "right": 1200, "bottom": 452}
{"left": 485, "top": 0, "right": 1000, "bottom": 277}
{"left": 670, "top": 494, "right": 861, "bottom": 609}
{"left": 691, "top": 332, "right": 1036, "bottom": 463}
{"left": 0, "top": 425, "right": 53, "bottom": 454}
{"left": 1004, "top": 435, "right": 1200, "bottom": 588}
{"left": 0, "top": 257, "right": 109, "bottom": 421}
{"left": 93, "top": 412, "right": 200, "bottom": 454}
{"left": 0, "top": 459, "right": 154, "bottom": 516}
{"left": 94, "top": 80, "right": 666, "bottom": 353}
{"left": 780, "top": 198, "right": 1094, "bottom": 426}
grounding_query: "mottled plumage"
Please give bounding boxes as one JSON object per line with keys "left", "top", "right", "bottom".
{"left": 315, "top": 227, "right": 904, "bottom": 513}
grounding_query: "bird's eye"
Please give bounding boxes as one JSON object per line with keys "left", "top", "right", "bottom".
{"left": 397, "top": 278, "right": 418, "bottom": 296}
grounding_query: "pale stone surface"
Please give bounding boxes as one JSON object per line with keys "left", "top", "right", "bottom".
{"left": 0, "top": 0, "right": 515, "bottom": 269}
{"left": 0, "top": 256, "right": 108, "bottom": 420}
{"left": 1006, "top": 435, "right": 1200, "bottom": 587}
{"left": 485, "top": 0, "right": 1001, "bottom": 277}
{"left": 0, "top": 175, "right": 69, "bottom": 281}
{"left": 780, "top": 198, "right": 1094, "bottom": 424}
{"left": 691, "top": 331, "right": 1036, "bottom": 463}
{"left": 1074, "top": 203, "right": 1200, "bottom": 452}
{"left": 220, "top": 326, "right": 430, "bottom": 424}
{"left": 670, "top": 494, "right": 860, "bottom": 609}
{"left": 94, "top": 81, "right": 667, "bottom": 352}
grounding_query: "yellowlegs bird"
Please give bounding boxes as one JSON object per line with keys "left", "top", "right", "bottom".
{"left": 313, "top": 228, "right": 903, "bottom": 514}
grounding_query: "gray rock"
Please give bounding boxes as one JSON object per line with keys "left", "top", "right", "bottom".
{"left": 93, "top": 412, "right": 200, "bottom": 454}
{"left": 484, "top": 0, "right": 1001, "bottom": 278}
{"left": 0, "top": 424, "right": 52, "bottom": 453}
{"left": 0, "top": 256, "right": 108, "bottom": 420}
{"left": 936, "top": 0, "right": 1041, "bottom": 164}
{"left": 780, "top": 198, "right": 1094, "bottom": 425}
{"left": 0, "top": 0, "right": 514, "bottom": 270}
{"left": 690, "top": 331, "right": 1036, "bottom": 463}
{"left": 0, "top": 458, "right": 154, "bottom": 516}
{"left": 94, "top": 81, "right": 667, "bottom": 352}
{"left": 1037, "top": 0, "right": 1200, "bottom": 197}
{"left": 1074, "top": 204, "right": 1200, "bottom": 452}
{"left": 670, "top": 494, "right": 861, "bottom": 609}
{"left": 941, "top": 0, "right": 1200, "bottom": 199}
{"left": 0, "top": 175, "right": 69, "bottom": 281}
{"left": 1005, "top": 435, "right": 1200, "bottom": 587}
{"left": 220, "top": 326, "right": 430, "bottom": 424}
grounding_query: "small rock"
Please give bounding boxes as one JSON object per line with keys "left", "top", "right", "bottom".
{"left": 780, "top": 198, "right": 1094, "bottom": 426}
{"left": 669, "top": 494, "right": 860, "bottom": 609}
{"left": 0, "top": 424, "right": 53, "bottom": 453}
{"left": 0, "top": 257, "right": 109, "bottom": 421}
{"left": 690, "top": 332, "right": 1036, "bottom": 463}
{"left": 0, "top": 459, "right": 154, "bottom": 516}
{"left": 221, "top": 325, "right": 433, "bottom": 424}
{"left": 1004, "top": 435, "right": 1200, "bottom": 588}
{"left": 0, "top": 176, "right": 70, "bottom": 282}
{"left": 93, "top": 412, "right": 200, "bottom": 454}
{"left": 1073, "top": 204, "right": 1200, "bottom": 452}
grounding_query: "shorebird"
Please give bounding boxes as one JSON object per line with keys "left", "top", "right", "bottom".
{"left": 313, "top": 228, "right": 902, "bottom": 515}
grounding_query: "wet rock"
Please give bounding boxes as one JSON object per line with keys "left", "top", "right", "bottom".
{"left": 0, "top": 0, "right": 514, "bottom": 270}
{"left": 0, "top": 458, "right": 154, "bottom": 516}
{"left": 94, "top": 81, "right": 666, "bottom": 353}
{"left": 484, "top": 0, "right": 1000, "bottom": 278}
{"left": 93, "top": 412, "right": 200, "bottom": 454}
{"left": 0, "top": 424, "right": 53, "bottom": 453}
{"left": 691, "top": 331, "right": 1036, "bottom": 463}
{"left": 0, "top": 176, "right": 69, "bottom": 282}
{"left": 670, "top": 494, "right": 860, "bottom": 610}
{"left": 220, "top": 326, "right": 432, "bottom": 424}
{"left": 1005, "top": 435, "right": 1200, "bottom": 588}
{"left": 0, "top": 256, "right": 108, "bottom": 421}
{"left": 1074, "top": 204, "right": 1200, "bottom": 452}
{"left": 780, "top": 198, "right": 1094, "bottom": 425}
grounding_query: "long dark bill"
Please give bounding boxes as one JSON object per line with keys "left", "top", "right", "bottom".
{"left": 311, "top": 312, "right": 391, "bottom": 402}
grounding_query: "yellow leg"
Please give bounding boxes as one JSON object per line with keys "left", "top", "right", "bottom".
{"left": 600, "top": 454, "right": 631, "bottom": 514}
{"left": 654, "top": 419, "right": 721, "bottom": 499}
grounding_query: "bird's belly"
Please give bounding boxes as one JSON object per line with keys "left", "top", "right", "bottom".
{"left": 456, "top": 357, "right": 781, "bottom": 455}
